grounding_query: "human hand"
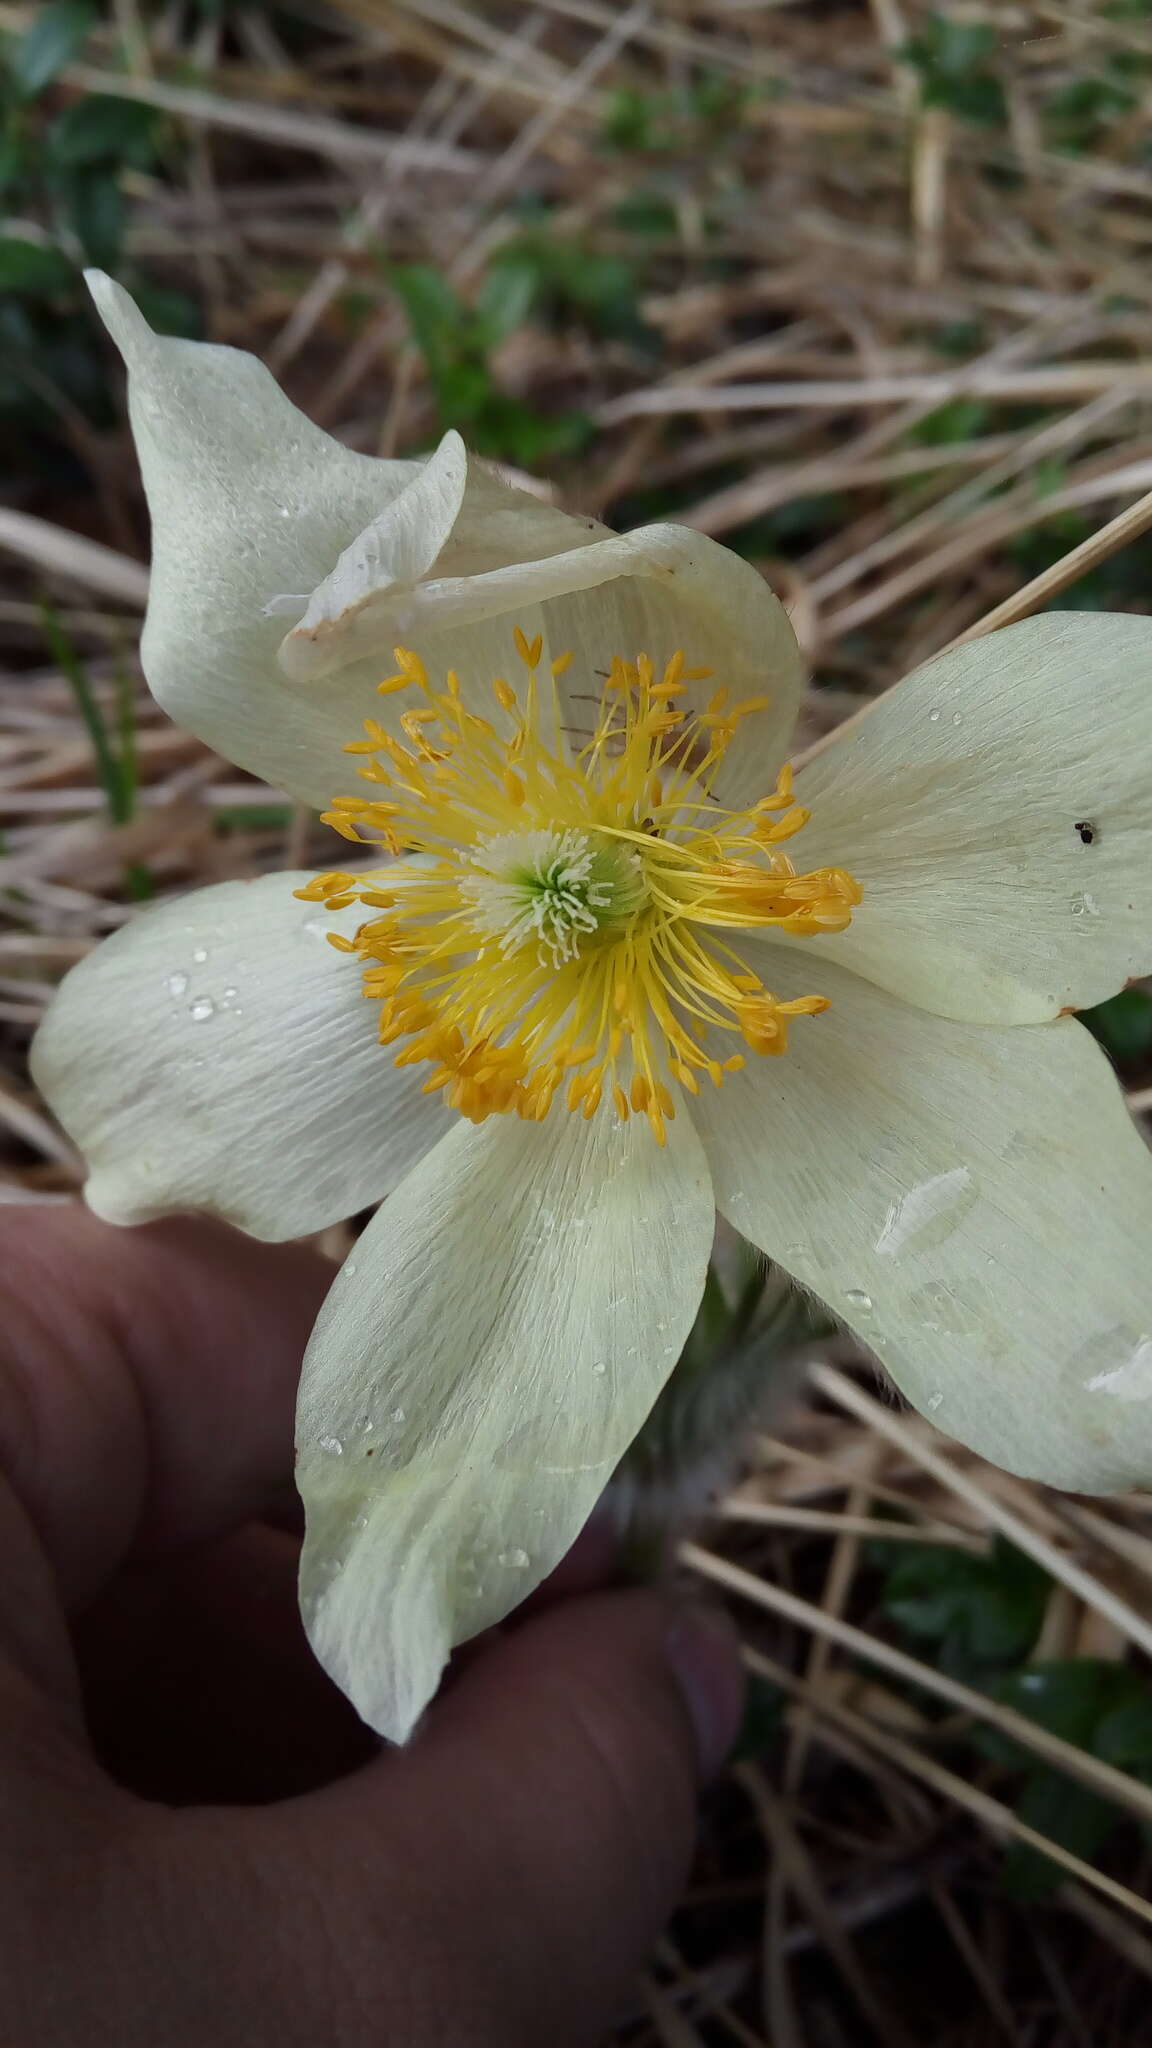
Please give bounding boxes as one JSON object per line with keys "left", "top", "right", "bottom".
{"left": 0, "top": 1206, "right": 744, "bottom": 2047}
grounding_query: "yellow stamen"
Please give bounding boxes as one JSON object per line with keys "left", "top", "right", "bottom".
{"left": 301, "top": 635, "right": 861, "bottom": 1140}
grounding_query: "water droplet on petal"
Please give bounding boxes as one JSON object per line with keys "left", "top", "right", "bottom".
{"left": 875, "top": 1166, "right": 976, "bottom": 1258}
{"left": 928, "top": 708, "right": 941, "bottom": 723}
{"left": 926, "top": 1390, "right": 944, "bottom": 1412}
{"left": 951, "top": 712, "right": 963, "bottom": 728}
{"left": 166, "top": 971, "right": 189, "bottom": 997}
{"left": 189, "top": 996, "right": 215, "bottom": 1021}
{"left": 343, "top": 1260, "right": 357, "bottom": 1277}
{"left": 391, "top": 1406, "right": 407, "bottom": 1424}
{"left": 223, "top": 986, "right": 238, "bottom": 1001}
{"left": 192, "top": 946, "right": 209, "bottom": 964}
{"left": 844, "top": 1288, "right": 873, "bottom": 1313}
{"left": 591, "top": 1361, "right": 607, "bottom": 1376}
{"left": 498, "top": 1548, "right": 530, "bottom": 1569}
{"left": 318, "top": 1434, "right": 343, "bottom": 1456}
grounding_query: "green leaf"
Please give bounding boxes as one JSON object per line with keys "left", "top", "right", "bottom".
{"left": 909, "top": 396, "right": 991, "bottom": 446}
{"left": 389, "top": 262, "right": 468, "bottom": 368}
{"left": 601, "top": 85, "right": 660, "bottom": 152}
{"left": 1083, "top": 986, "right": 1152, "bottom": 1067}
{"left": 49, "top": 95, "right": 161, "bottom": 168}
{"left": 0, "top": 236, "right": 73, "bottom": 295}
{"left": 476, "top": 252, "right": 540, "bottom": 344}
{"left": 992, "top": 1660, "right": 1150, "bottom": 1756}
{"left": 900, "top": 13, "right": 1007, "bottom": 125}
{"left": 8, "top": 0, "right": 95, "bottom": 98}
{"left": 730, "top": 1672, "right": 785, "bottom": 1762}
{"left": 128, "top": 280, "right": 202, "bottom": 338}
{"left": 63, "top": 169, "right": 126, "bottom": 269}
{"left": 1003, "top": 1770, "right": 1114, "bottom": 1898}
{"left": 883, "top": 1536, "right": 1048, "bottom": 1674}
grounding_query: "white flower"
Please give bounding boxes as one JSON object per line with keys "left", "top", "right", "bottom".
{"left": 32, "top": 275, "right": 1152, "bottom": 1742}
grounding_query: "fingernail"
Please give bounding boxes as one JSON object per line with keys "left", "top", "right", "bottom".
{"left": 664, "top": 1602, "right": 745, "bottom": 1780}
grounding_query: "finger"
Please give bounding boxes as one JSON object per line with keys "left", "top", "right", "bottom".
{"left": 0, "top": 1206, "right": 332, "bottom": 1607}
{"left": 258, "top": 1588, "right": 744, "bottom": 2048}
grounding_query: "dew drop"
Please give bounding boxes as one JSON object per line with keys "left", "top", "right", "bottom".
{"left": 926, "top": 1390, "right": 944, "bottom": 1412}
{"left": 343, "top": 1260, "right": 357, "bottom": 1277}
{"left": 189, "top": 996, "right": 215, "bottom": 1021}
{"left": 391, "top": 1406, "right": 407, "bottom": 1424}
{"left": 166, "top": 971, "right": 189, "bottom": 997}
{"left": 844, "top": 1288, "right": 873, "bottom": 1313}
{"left": 591, "top": 1361, "right": 607, "bottom": 1376}
{"left": 928, "top": 708, "right": 941, "bottom": 723}
{"left": 951, "top": 712, "right": 963, "bottom": 728}
{"left": 498, "top": 1548, "right": 530, "bottom": 1569}
{"left": 192, "top": 946, "right": 208, "bottom": 964}
{"left": 222, "top": 985, "right": 238, "bottom": 1001}
{"left": 318, "top": 1434, "right": 343, "bottom": 1456}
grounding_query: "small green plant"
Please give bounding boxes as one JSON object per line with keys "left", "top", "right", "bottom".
{"left": 880, "top": 1535, "right": 1049, "bottom": 1680}
{"left": 600, "top": 69, "right": 759, "bottom": 154}
{"left": 984, "top": 1661, "right": 1152, "bottom": 1897}
{"left": 40, "top": 608, "right": 152, "bottom": 900}
{"left": 1044, "top": 49, "right": 1149, "bottom": 155}
{"left": 900, "top": 13, "right": 1007, "bottom": 125}
{"left": 908, "top": 396, "right": 992, "bottom": 446}
{"left": 0, "top": 5, "right": 197, "bottom": 482}
{"left": 389, "top": 259, "right": 593, "bottom": 467}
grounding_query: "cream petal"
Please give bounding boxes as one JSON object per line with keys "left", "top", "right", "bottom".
{"left": 30, "top": 872, "right": 450, "bottom": 1239}
{"left": 88, "top": 270, "right": 425, "bottom": 804}
{"left": 789, "top": 612, "right": 1152, "bottom": 1023}
{"left": 296, "top": 1104, "right": 714, "bottom": 1740}
{"left": 693, "top": 947, "right": 1152, "bottom": 1492}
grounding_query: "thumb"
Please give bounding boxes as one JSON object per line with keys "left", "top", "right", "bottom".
{"left": 317, "top": 1587, "right": 744, "bottom": 2047}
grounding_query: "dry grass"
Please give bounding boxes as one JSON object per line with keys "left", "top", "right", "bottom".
{"left": 5, "top": 2, "right": 1152, "bottom": 2041}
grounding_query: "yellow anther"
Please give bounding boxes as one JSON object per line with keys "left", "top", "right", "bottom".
{"left": 320, "top": 812, "right": 365, "bottom": 843}
{"left": 393, "top": 646, "right": 428, "bottom": 687}
{"left": 551, "top": 649, "right": 575, "bottom": 676}
{"left": 513, "top": 627, "right": 543, "bottom": 668}
{"left": 493, "top": 678, "right": 518, "bottom": 712}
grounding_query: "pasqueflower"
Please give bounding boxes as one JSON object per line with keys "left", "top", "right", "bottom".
{"left": 32, "top": 276, "right": 1152, "bottom": 1740}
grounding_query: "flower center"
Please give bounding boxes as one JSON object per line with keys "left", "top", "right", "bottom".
{"left": 296, "top": 630, "right": 861, "bottom": 1142}
{"left": 461, "top": 827, "right": 645, "bottom": 968}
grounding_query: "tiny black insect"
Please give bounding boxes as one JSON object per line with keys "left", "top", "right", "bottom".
{"left": 1074, "top": 820, "right": 1096, "bottom": 845}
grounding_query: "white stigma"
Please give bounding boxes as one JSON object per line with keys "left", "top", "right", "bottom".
{"left": 462, "top": 827, "right": 638, "bottom": 968}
